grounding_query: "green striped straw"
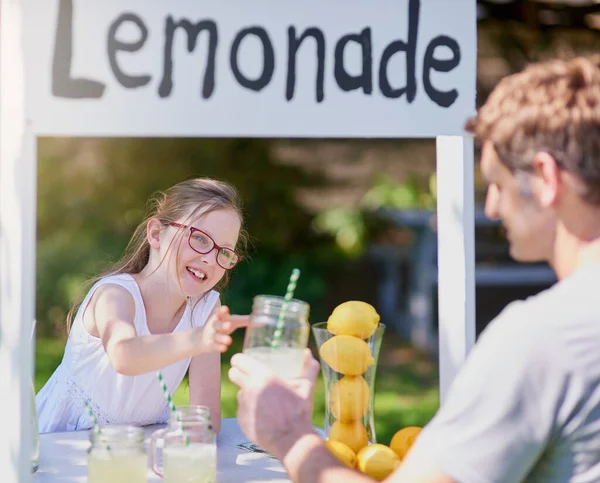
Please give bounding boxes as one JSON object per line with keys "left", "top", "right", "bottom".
{"left": 83, "top": 400, "right": 111, "bottom": 451}
{"left": 271, "top": 268, "right": 301, "bottom": 349}
{"left": 156, "top": 371, "right": 190, "bottom": 446}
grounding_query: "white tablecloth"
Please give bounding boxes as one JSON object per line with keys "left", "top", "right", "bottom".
{"left": 33, "top": 418, "right": 294, "bottom": 482}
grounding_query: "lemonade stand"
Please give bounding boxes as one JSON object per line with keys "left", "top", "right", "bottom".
{"left": 0, "top": 0, "right": 477, "bottom": 480}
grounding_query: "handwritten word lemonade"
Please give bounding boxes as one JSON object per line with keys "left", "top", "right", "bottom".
{"left": 87, "top": 426, "right": 147, "bottom": 483}
{"left": 163, "top": 443, "right": 217, "bottom": 483}
{"left": 243, "top": 295, "right": 310, "bottom": 378}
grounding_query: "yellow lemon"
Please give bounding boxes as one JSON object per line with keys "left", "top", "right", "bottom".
{"left": 330, "top": 376, "right": 370, "bottom": 423}
{"left": 319, "top": 335, "right": 374, "bottom": 375}
{"left": 329, "top": 420, "right": 369, "bottom": 453}
{"left": 356, "top": 444, "right": 401, "bottom": 481}
{"left": 324, "top": 440, "right": 357, "bottom": 468}
{"left": 389, "top": 426, "right": 422, "bottom": 459}
{"left": 327, "top": 301, "right": 380, "bottom": 339}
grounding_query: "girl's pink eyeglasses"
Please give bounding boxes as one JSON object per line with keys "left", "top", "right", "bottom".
{"left": 169, "top": 222, "right": 240, "bottom": 270}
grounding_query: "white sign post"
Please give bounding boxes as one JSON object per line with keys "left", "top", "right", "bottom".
{"left": 1, "top": 0, "right": 476, "bottom": 479}
{"left": 436, "top": 136, "right": 476, "bottom": 404}
{"left": 1, "top": 2, "right": 36, "bottom": 482}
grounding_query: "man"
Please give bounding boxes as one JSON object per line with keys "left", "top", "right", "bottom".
{"left": 229, "top": 56, "right": 600, "bottom": 482}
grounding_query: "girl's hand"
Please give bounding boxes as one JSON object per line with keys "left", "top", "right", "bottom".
{"left": 198, "top": 305, "right": 250, "bottom": 353}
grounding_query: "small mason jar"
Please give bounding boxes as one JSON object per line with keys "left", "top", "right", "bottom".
{"left": 242, "top": 294, "right": 310, "bottom": 379}
{"left": 150, "top": 406, "right": 217, "bottom": 483}
{"left": 87, "top": 425, "right": 147, "bottom": 483}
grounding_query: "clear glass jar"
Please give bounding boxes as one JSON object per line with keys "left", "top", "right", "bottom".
{"left": 150, "top": 406, "right": 217, "bottom": 483}
{"left": 242, "top": 295, "right": 310, "bottom": 379}
{"left": 87, "top": 426, "right": 147, "bottom": 483}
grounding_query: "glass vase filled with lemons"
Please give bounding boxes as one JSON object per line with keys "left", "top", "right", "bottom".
{"left": 312, "top": 301, "right": 385, "bottom": 453}
{"left": 314, "top": 303, "right": 426, "bottom": 481}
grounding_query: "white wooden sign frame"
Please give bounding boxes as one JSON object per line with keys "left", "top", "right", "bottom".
{"left": 0, "top": 1, "right": 476, "bottom": 480}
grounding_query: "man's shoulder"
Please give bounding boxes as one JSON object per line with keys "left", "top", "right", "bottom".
{"left": 480, "top": 268, "right": 600, "bottom": 363}
{"left": 495, "top": 264, "right": 598, "bottom": 321}
{"left": 476, "top": 299, "right": 553, "bottom": 356}
{"left": 474, "top": 288, "right": 562, "bottom": 361}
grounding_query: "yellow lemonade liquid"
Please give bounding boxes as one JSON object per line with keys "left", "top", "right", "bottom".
{"left": 87, "top": 452, "right": 147, "bottom": 483}
{"left": 163, "top": 443, "right": 217, "bottom": 483}
{"left": 243, "top": 346, "right": 305, "bottom": 379}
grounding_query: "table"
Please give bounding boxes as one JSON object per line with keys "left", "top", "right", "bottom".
{"left": 33, "top": 418, "right": 300, "bottom": 482}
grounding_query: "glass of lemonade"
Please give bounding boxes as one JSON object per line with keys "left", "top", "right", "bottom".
{"left": 242, "top": 295, "right": 310, "bottom": 379}
{"left": 87, "top": 426, "right": 147, "bottom": 483}
{"left": 150, "top": 406, "right": 217, "bottom": 483}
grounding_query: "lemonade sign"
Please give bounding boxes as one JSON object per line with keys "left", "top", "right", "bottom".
{"left": 27, "top": 0, "right": 475, "bottom": 138}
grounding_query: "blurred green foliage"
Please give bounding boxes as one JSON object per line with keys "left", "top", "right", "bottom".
{"left": 37, "top": 138, "right": 340, "bottom": 335}
{"left": 313, "top": 173, "right": 437, "bottom": 257}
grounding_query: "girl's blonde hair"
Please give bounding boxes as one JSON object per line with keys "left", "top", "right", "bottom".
{"left": 66, "top": 177, "right": 248, "bottom": 331}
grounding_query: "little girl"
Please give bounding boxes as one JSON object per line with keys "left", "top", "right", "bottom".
{"left": 36, "top": 177, "right": 249, "bottom": 433}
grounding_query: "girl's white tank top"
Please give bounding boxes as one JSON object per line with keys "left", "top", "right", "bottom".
{"left": 36, "top": 273, "right": 219, "bottom": 433}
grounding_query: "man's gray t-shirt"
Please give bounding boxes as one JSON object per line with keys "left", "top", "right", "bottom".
{"left": 404, "top": 263, "right": 600, "bottom": 482}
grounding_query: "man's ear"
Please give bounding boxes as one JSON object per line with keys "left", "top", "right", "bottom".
{"left": 146, "top": 218, "right": 163, "bottom": 250}
{"left": 531, "top": 151, "right": 561, "bottom": 207}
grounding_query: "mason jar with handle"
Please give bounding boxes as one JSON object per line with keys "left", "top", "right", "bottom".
{"left": 150, "top": 405, "right": 217, "bottom": 483}
{"left": 242, "top": 294, "right": 310, "bottom": 379}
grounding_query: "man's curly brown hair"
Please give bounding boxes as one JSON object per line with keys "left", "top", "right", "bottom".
{"left": 465, "top": 56, "right": 600, "bottom": 205}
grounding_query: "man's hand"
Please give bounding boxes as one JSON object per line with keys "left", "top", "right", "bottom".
{"left": 228, "top": 348, "right": 321, "bottom": 459}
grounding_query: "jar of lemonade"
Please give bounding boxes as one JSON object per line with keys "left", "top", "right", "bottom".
{"left": 87, "top": 426, "right": 147, "bottom": 483}
{"left": 150, "top": 406, "right": 217, "bottom": 483}
{"left": 243, "top": 295, "right": 310, "bottom": 379}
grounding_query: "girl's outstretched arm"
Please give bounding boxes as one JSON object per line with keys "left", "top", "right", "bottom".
{"left": 85, "top": 284, "right": 247, "bottom": 376}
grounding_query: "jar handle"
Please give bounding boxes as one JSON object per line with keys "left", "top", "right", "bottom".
{"left": 149, "top": 427, "right": 168, "bottom": 477}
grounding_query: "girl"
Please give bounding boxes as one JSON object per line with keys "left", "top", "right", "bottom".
{"left": 36, "top": 177, "right": 249, "bottom": 433}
